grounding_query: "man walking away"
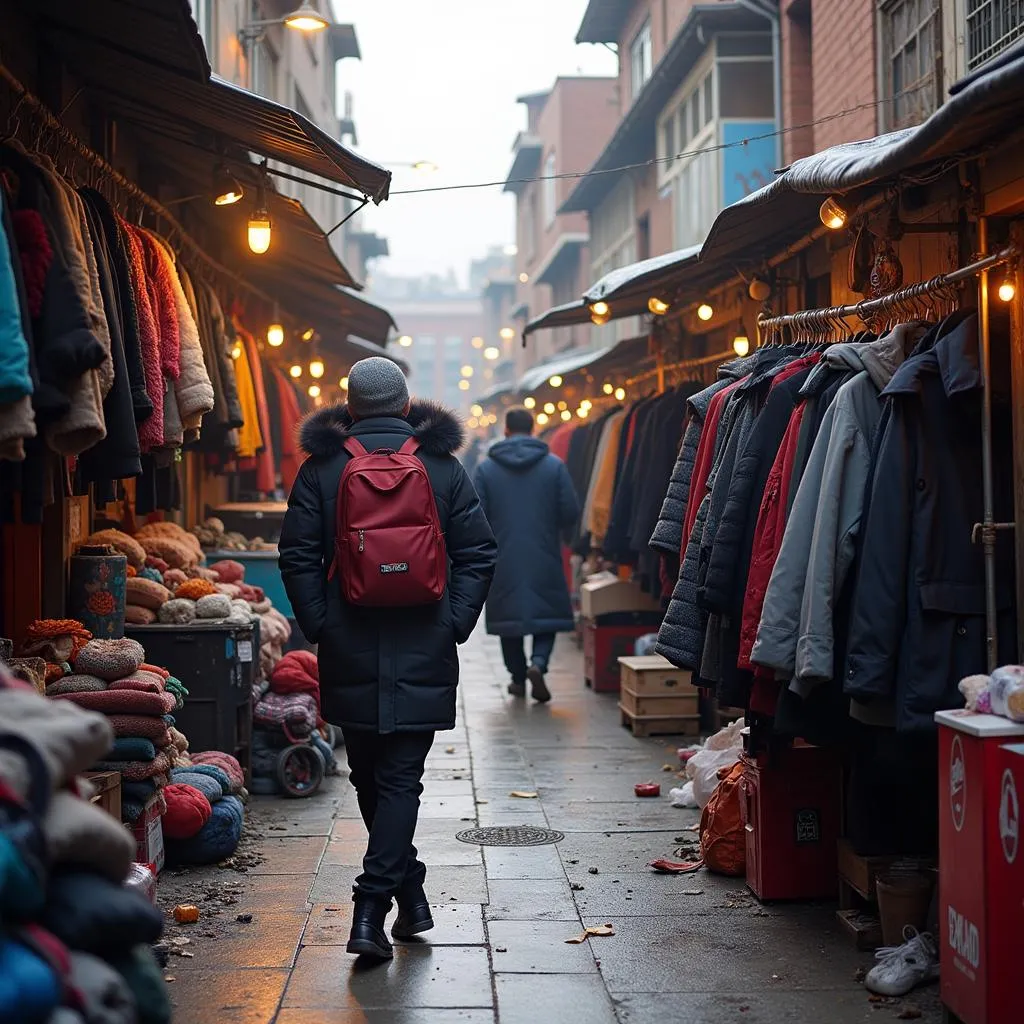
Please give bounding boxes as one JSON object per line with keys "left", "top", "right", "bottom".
{"left": 474, "top": 406, "right": 579, "bottom": 702}
{"left": 279, "top": 357, "right": 496, "bottom": 961}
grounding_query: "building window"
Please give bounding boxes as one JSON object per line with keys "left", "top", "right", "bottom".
{"left": 879, "top": 0, "right": 943, "bottom": 130}
{"left": 966, "top": 0, "right": 1024, "bottom": 70}
{"left": 630, "top": 20, "right": 653, "bottom": 99}
{"left": 524, "top": 194, "right": 537, "bottom": 262}
{"left": 252, "top": 37, "right": 279, "bottom": 100}
{"left": 542, "top": 152, "right": 557, "bottom": 227}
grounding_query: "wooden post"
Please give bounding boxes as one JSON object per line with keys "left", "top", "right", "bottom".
{"left": 1008, "top": 222, "right": 1024, "bottom": 661}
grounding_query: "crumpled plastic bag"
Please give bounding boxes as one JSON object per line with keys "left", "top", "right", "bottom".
{"left": 683, "top": 720, "right": 745, "bottom": 809}
{"left": 669, "top": 781, "right": 698, "bottom": 808}
{"left": 990, "top": 665, "right": 1024, "bottom": 722}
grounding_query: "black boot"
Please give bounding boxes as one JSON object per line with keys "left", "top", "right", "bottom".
{"left": 392, "top": 884, "right": 434, "bottom": 939}
{"left": 347, "top": 895, "right": 393, "bottom": 959}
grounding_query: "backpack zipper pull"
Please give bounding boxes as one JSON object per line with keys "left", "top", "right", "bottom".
{"left": 358, "top": 529, "right": 365, "bottom": 553}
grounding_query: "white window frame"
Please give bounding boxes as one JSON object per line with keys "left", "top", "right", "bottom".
{"left": 965, "top": 0, "right": 1024, "bottom": 70}
{"left": 542, "top": 151, "right": 557, "bottom": 228}
{"left": 630, "top": 19, "right": 653, "bottom": 99}
{"left": 877, "top": 0, "right": 943, "bottom": 131}
{"left": 589, "top": 178, "right": 639, "bottom": 344}
{"left": 656, "top": 53, "right": 716, "bottom": 191}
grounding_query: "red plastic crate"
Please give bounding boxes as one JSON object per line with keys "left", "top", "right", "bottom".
{"left": 740, "top": 744, "right": 841, "bottom": 901}
{"left": 582, "top": 614, "right": 661, "bottom": 693}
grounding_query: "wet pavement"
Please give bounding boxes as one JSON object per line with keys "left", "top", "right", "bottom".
{"left": 160, "top": 631, "right": 942, "bottom": 1023}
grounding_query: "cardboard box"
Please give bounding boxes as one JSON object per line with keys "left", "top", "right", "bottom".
{"left": 130, "top": 794, "right": 165, "bottom": 874}
{"left": 580, "top": 572, "right": 661, "bottom": 619}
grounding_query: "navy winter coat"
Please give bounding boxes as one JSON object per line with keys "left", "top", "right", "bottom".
{"left": 474, "top": 436, "right": 579, "bottom": 637}
{"left": 279, "top": 401, "right": 497, "bottom": 734}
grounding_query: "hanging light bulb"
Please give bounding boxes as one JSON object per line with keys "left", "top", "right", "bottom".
{"left": 470, "top": 404, "right": 484, "bottom": 417}
{"left": 309, "top": 358, "right": 325, "bottom": 379}
{"left": 398, "top": 335, "right": 413, "bottom": 347}
{"left": 458, "top": 379, "right": 470, "bottom": 391}
{"left": 484, "top": 346, "right": 500, "bottom": 360}
{"left": 543, "top": 402, "right": 556, "bottom": 415}
{"left": 576, "top": 406, "right": 590, "bottom": 418}
{"left": 819, "top": 196, "right": 848, "bottom": 230}
{"left": 580, "top": 399, "right": 592, "bottom": 411}
{"left": 648, "top": 296, "right": 670, "bottom": 316}
{"left": 289, "top": 363, "right": 302, "bottom": 378}
{"left": 998, "top": 269, "right": 1016, "bottom": 303}
{"left": 283, "top": 2, "right": 330, "bottom": 32}
{"left": 468, "top": 416, "right": 479, "bottom": 428}
{"left": 523, "top": 396, "right": 536, "bottom": 409}
{"left": 461, "top": 365, "right": 474, "bottom": 378}
{"left": 308, "top": 384, "right": 321, "bottom": 398}
{"left": 301, "top": 327, "right": 316, "bottom": 342}
{"left": 499, "top": 327, "right": 516, "bottom": 341}
{"left": 471, "top": 336, "right": 484, "bottom": 349}
{"left": 267, "top": 322, "right": 285, "bottom": 347}
{"left": 339, "top": 376, "right": 349, "bottom": 390}
{"left": 536, "top": 412, "right": 549, "bottom": 426}
{"left": 230, "top": 342, "right": 243, "bottom": 360}
{"left": 519, "top": 272, "right": 529, "bottom": 284}
{"left": 602, "top": 382, "right": 614, "bottom": 395}
{"left": 590, "top": 301, "right": 610, "bottom": 326}
{"left": 212, "top": 165, "right": 243, "bottom": 206}
{"left": 732, "top": 326, "right": 750, "bottom": 357}
{"left": 560, "top": 409, "right": 572, "bottom": 422}
{"left": 247, "top": 179, "right": 272, "bottom": 254}
{"left": 697, "top": 303, "right": 714, "bottom": 321}
{"left": 557, "top": 400, "right": 568, "bottom": 411}
{"left": 614, "top": 386, "right": 626, "bottom": 401}
{"left": 549, "top": 375, "right": 563, "bottom": 388}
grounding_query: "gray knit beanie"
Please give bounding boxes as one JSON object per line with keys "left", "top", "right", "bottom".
{"left": 346, "top": 357, "right": 410, "bottom": 419}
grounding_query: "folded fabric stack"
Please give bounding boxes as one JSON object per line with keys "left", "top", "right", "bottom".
{"left": 162, "top": 751, "right": 245, "bottom": 866}
{"left": 0, "top": 664, "right": 171, "bottom": 1024}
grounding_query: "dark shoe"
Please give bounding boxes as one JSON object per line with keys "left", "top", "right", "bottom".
{"left": 392, "top": 887, "right": 434, "bottom": 939}
{"left": 346, "top": 896, "right": 393, "bottom": 959}
{"left": 528, "top": 665, "right": 551, "bottom": 703}
{"left": 508, "top": 680, "right": 526, "bottom": 697}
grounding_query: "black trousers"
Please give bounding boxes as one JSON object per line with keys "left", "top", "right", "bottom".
{"left": 500, "top": 633, "right": 556, "bottom": 683}
{"left": 342, "top": 729, "right": 435, "bottom": 901}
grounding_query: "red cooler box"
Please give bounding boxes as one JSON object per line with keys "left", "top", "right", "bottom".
{"left": 936, "top": 709, "right": 1024, "bottom": 1024}
{"left": 582, "top": 612, "right": 662, "bottom": 693}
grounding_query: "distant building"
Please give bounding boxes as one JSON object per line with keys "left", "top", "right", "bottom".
{"left": 504, "top": 77, "right": 619, "bottom": 374}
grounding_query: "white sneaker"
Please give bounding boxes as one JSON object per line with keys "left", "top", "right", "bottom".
{"left": 864, "top": 927, "right": 940, "bottom": 997}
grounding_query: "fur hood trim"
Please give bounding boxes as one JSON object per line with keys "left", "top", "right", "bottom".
{"left": 300, "top": 399, "right": 465, "bottom": 459}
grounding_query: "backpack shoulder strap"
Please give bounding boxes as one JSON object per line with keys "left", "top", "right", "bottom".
{"left": 343, "top": 437, "right": 368, "bottom": 459}
{"left": 398, "top": 436, "right": 421, "bottom": 456}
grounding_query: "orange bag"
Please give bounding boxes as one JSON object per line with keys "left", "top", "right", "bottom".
{"left": 699, "top": 760, "right": 747, "bottom": 876}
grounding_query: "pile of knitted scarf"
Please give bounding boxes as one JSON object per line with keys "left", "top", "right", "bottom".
{"left": 0, "top": 664, "right": 171, "bottom": 1024}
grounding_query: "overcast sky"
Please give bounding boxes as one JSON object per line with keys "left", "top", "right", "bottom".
{"left": 331, "top": 0, "right": 617, "bottom": 286}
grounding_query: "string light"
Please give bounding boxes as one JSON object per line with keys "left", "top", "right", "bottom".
{"left": 560, "top": 409, "right": 572, "bottom": 422}
{"left": 543, "top": 402, "right": 556, "bottom": 415}
{"left": 468, "top": 416, "right": 479, "bottom": 428}
{"left": 484, "top": 346, "right": 500, "bottom": 360}
{"left": 697, "top": 303, "right": 714, "bottom": 321}
{"left": 590, "top": 301, "right": 610, "bottom": 326}
{"left": 998, "top": 269, "right": 1016, "bottom": 303}
{"left": 461, "top": 365, "right": 474, "bottom": 378}
{"left": 557, "top": 400, "right": 568, "bottom": 411}
{"left": 308, "top": 384, "right": 321, "bottom": 398}
{"left": 471, "top": 336, "right": 484, "bottom": 349}
{"left": 309, "top": 358, "right": 325, "bottom": 379}
{"left": 458, "top": 379, "right": 470, "bottom": 391}
{"left": 339, "top": 376, "right": 349, "bottom": 390}
{"left": 549, "top": 375, "right": 563, "bottom": 388}
{"left": 471, "top": 404, "right": 484, "bottom": 417}
{"left": 302, "top": 327, "right": 316, "bottom": 342}
{"left": 580, "top": 399, "right": 592, "bottom": 411}
{"left": 267, "top": 323, "right": 284, "bottom": 347}
{"left": 648, "top": 297, "right": 670, "bottom": 315}
{"left": 289, "top": 363, "right": 302, "bottom": 378}
{"left": 398, "top": 335, "right": 413, "bottom": 347}
{"left": 576, "top": 406, "right": 590, "bottom": 418}
{"left": 247, "top": 179, "right": 272, "bottom": 254}
{"left": 523, "top": 396, "right": 536, "bottom": 409}
{"left": 602, "top": 382, "right": 614, "bottom": 395}
{"left": 536, "top": 412, "right": 549, "bottom": 425}
{"left": 499, "top": 327, "right": 515, "bottom": 341}
{"left": 614, "top": 387, "right": 626, "bottom": 401}
{"left": 519, "top": 272, "right": 529, "bottom": 283}
{"left": 819, "top": 196, "right": 848, "bottom": 230}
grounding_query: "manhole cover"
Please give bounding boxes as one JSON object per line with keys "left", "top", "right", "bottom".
{"left": 455, "top": 825, "right": 564, "bottom": 847}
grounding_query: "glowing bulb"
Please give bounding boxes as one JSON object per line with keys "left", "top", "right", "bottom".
{"left": 614, "top": 387, "right": 626, "bottom": 401}
{"left": 247, "top": 208, "right": 272, "bottom": 254}
{"left": 398, "top": 335, "right": 413, "bottom": 347}
{"left": 577, "top": 407, "right": 590, "bottom": 418}
{"left": 471, "top": 404, "right": 484, "bottom": 417}
{"left": 461, "top": 365, "right": 474, "bottom": 378}
{"left": 536, "top": 412, "right": 549, "bottom": 425}
{"left": 468, "top": 416, "right": 479, "bottom": 428}
{"left": 819, "top": 196, "right": 848, "bottom": 230}
{"left": 543, "top": 402, "right": 556, "bottom": 415}
{"left": 267, "top": 323, "right": 284, "bottom": 347}
{"left": 602, "top": 382, "right": 614, "bottom": 395}
{"left": 519, "top": 272, "right": 529, "bottom": 284}
{"left": 301, "top": 327, "right": 315, "bottom": 342}
{"left": 283, "top": 3, "right": 330, "bottom": 31}
{"left": 580, "top": 399, "right": 592, "bottom": 411}
{"left": 499, "top": 327, "right": 515, "bottom": 341}
{"left": 560, "top": 409, "right": 572, "bottom": 422}
{"left": 308, "top": 384, "right": 321, "bottom": 398}
{"left": 590, "top": 300, "right": 610, "bottom": 326}
{"left": 549, "top": 375, "right": 563, "bottom": 388}
{"left": 231, "top": 343, "right": 243, "bottom": 360}
{"left": 309, "top": 359, "right": 325, "bottom": 379}
{"left": 697, "top": 303, "right": 714, "bottom": 321}
{"left": 556, "top": 400, "right": 567, "bottom": 411}
{"left": 289, "top": 363, "right": 302, "bottom": 378}
{"left": 484, "top": 346, "right": 500, "bottom": 360}
{"left": 339, "top": 376, "right": 349, "bottom": 390}
{"left": 471, "top": 336, "right": 484, "bottom": 349}
{"left": 523, "top": 396, "right": 536, "bottom": 409}
{"left": 998, "top": 272, "right": 1016, "bottom": 303}
{"left": 733, "top": 335, "right": 750, "bottom": 357}
{"left": 648, "top": 296, "right": 670, "bottom": 316}
{"left": 458, "top": 379, "right": 470, "bottom": 391}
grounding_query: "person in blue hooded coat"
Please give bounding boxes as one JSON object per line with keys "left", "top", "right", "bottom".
{"left": 474, "top": 406, "right": 579, "bottom": 702}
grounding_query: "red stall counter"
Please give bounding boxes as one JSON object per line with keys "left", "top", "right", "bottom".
{"left": 936, "top": 709, "right": 1024, "bottom": 1024}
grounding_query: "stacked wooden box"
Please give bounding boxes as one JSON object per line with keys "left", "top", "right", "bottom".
{"left": 618, "top": 655, "right": 700, "bottom": 737}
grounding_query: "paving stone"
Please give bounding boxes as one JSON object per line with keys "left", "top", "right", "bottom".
{"left": 487, "top": 919, "right": 599, "bottom": 973}
{"left": 167, "top": 967, "right": 289, "bottom": 1024}
{"left": 283, "top": 944, "right": 493, "bottom": 1009}
{"left": 483, "top": 843, "right": 567, "bottom": 879}
{"left": 303, "top": 901, "right": 486, "bottom": 946}
{"left": 495, "top": 974, "right": 618, "bottom": 1024}
{"left": 485, "top": 877, "right": 579, "bottom": 921}
{"left": 610, "top": 991, "right": 907, "bottom": 1023}
{"left": 276, "top": 1011, "right": 496, "bottom": 1024}
{"left": 244, "top": 836, "right": 326, "bottom": 876}
{"left": 171, "top": 909, "right": 307, "bottom": 971}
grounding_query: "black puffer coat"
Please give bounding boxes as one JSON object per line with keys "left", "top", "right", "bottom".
{"left": 279, "top": 401, "right": 497, "bottom": 734}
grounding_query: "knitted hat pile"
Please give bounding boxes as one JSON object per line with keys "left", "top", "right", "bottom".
{"left": 180, "top": 762, "right": 231, "bottom": 795}
{"left": 162, "top": 568, "right": 187, "bottom": 590}
{"left": 208, "top": 559, "right": 244, "bottom": 585}
{"left": 169, "top": 769, "right": 222, "bottom": 804}
{"left": 45, "top": 674, "right": 108, "bottom": 696}
{"left": 137, "top": 567, "right": 164, "bottom": 584}
{"left": 104, "top": 715, "right": 172, "bottom": 744}
{"left": 161, "top": 784, "right": 212, "bottom": 840}
{"left": 175, "top": 578, "right": 217, "bottom": 601}
{"left": 21, "top": 619, "right": 92, "bottom": 666}
{"left": 106, "top": 737, "right": 158, "bottom": 762}
{"left": 158, "top": 599, "right": 196, "bottom": 625}
{"left": 137, "top": 535, "right": 195, "bottom": 570}
{"left": 125, "top": 577, "right": 171, "bottom": 611}
{"left": 195, "top": 594, "right": 231, "bottom": 619}
{"left": 73, "top": 638, "right": 145, "bottom": 681}
{"left": 124, "top": 605, "right": 156, "bottom": 625}
{"left": 92, "top": 749, "right": 172, "bottom": 781}
{"left": 189, "top": 751, "right": 244, "bottom": 790}
{"left": 143, "top": 555, "right": 169, "bottom": 574}
{"left": 108, "top": 670, "right": 166, "bottom": 694}
{"left": 51, "top": 689, "right": 175, "bottom": 716}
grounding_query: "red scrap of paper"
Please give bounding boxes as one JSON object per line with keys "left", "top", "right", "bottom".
{"left": 649, "top": 858, "right": 704, "bottom": 875}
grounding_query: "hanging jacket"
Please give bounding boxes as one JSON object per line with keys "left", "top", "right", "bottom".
{"left": 587, "top": 410, "right": 627, "bottom": 546}
{"left": 750, "top": 325, "right": 925, "bottom": 683}
{"left": 844, "top": 314, "right": 1017, "bottom": 730}
{"left": 280, "top": 401, "right": 496, "bottom": 733}
{"left": 0, "top": 191, "right": 32, "bottom": 406}
{"left": 474, "top": 434, "right": 579, "bottom": 637}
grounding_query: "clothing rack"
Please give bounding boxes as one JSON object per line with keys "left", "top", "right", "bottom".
{"left": 0, "top": 61, "right": 275, "bottom": 308}
{"left": 759, "top": 243, "right": 1019, "bottom": 671}
{"left": 627, "top": 349, "right": 736, "bottom": 390}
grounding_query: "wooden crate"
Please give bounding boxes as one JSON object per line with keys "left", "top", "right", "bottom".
{"left": 618, "top": 655, "right": 695, "bottom": 695}
{"left": 82, "top": 770, "right": 121, "bottom": 823}
{"left": 620, "top": 684, "right": 698, "bottom": 718}
{"left": 619, "top": 704, "right": 700, "bottom": 738}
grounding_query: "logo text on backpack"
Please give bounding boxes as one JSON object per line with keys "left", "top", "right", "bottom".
{"left": 379, "top": 562, "right": 409, "bottom": 574}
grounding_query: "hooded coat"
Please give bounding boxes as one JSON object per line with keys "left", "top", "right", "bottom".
{"left": 279, "top": 401, "right": 496, "bottom": 733}
{"left": 473, "top": 434, "right": 579, "bottom": 637}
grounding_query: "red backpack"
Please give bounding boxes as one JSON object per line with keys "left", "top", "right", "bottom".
{"left": 328, "top": 436, "right": 447, "bottom": 607}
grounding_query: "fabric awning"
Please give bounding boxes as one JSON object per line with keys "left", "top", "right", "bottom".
{"left": 699, "top": 39, "right": 1024, "bottom": 266}
{"left": 518, "top": 347, "right": 615, "bottom": 393}
{"left": 522, "top": 301, "right": 591, "bottom": 339}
